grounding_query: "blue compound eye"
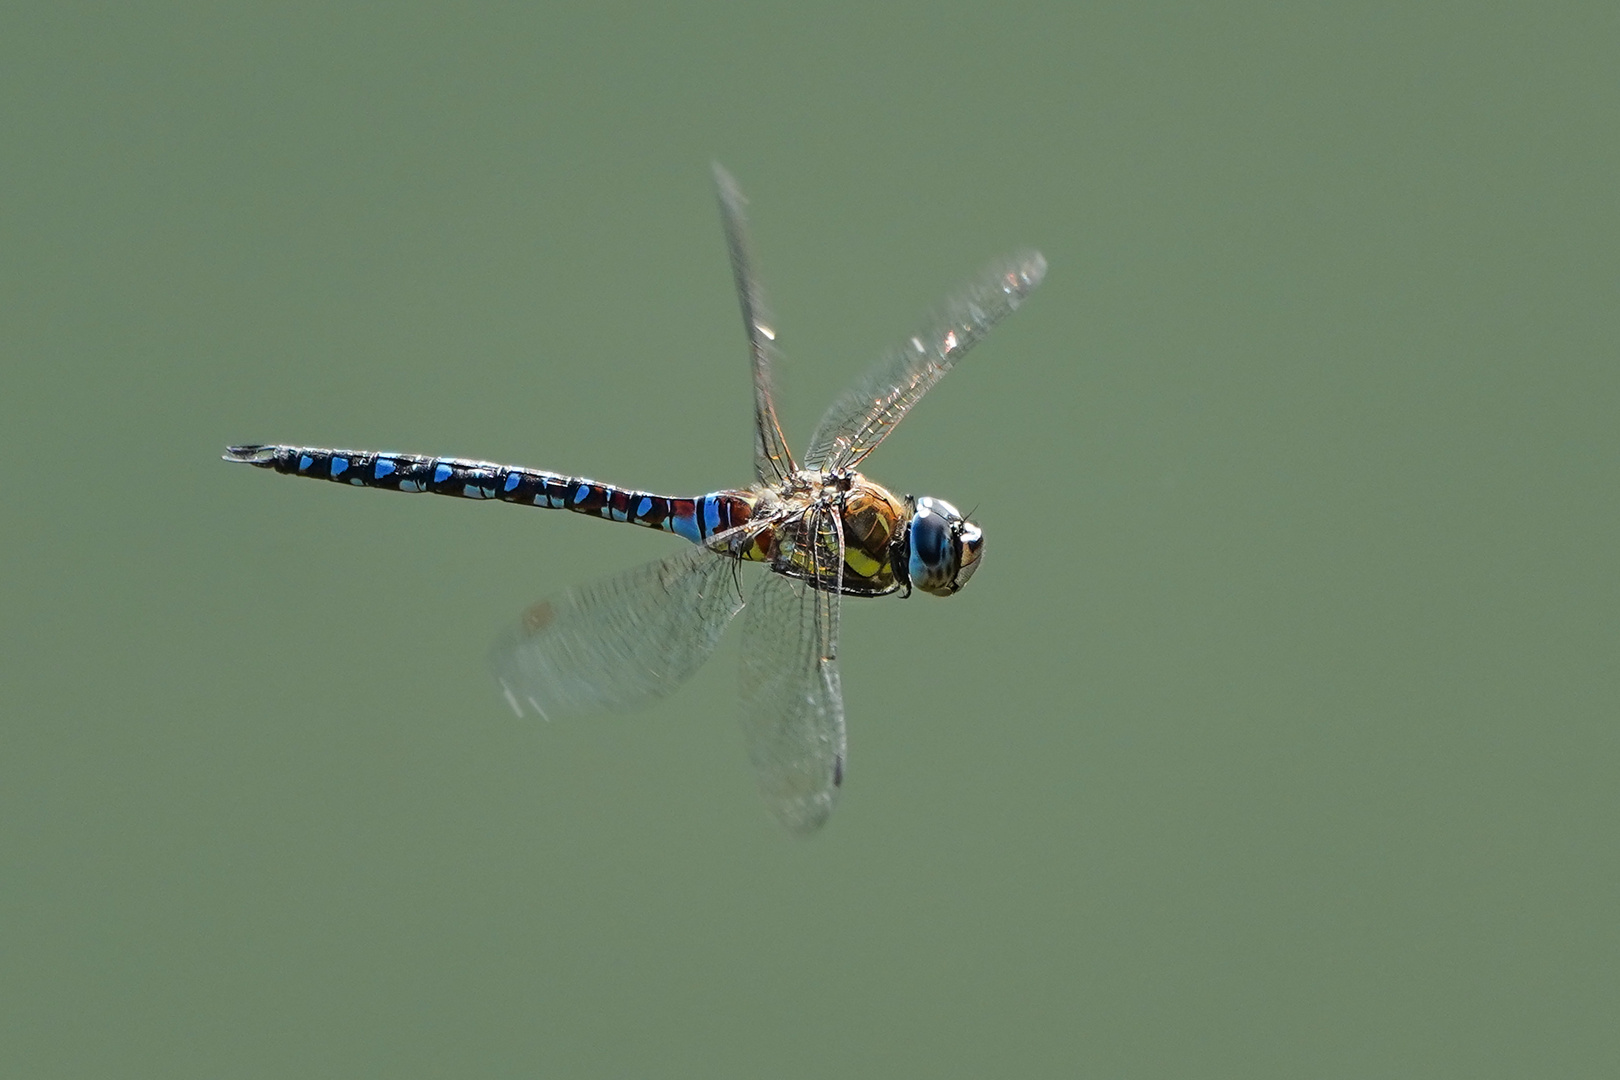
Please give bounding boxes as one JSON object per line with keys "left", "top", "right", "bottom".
{"left": 907, "top": 497, "right": 983, "bottom": 596}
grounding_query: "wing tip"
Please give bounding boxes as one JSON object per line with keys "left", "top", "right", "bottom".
{"left": 1009, "top": 250, "right": 1047, "bottom": 293}
{"left": 763, "top": 782, "right": 840, "bottom": 836}
{"left": 711, "top": 161, "right": 743, "bottom": 205}
{"left": 778, "top": 806, "right": 835, "bottom": 836}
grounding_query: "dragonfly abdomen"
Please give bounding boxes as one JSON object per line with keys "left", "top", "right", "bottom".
{"left": 224, "top": 444, "right": 755, "bottom": 543}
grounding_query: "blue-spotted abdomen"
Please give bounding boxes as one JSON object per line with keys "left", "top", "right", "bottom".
{"left": 223, "top": 444, "right": 756, "bottom": 544}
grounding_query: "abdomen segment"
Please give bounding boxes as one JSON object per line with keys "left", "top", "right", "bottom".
{"left": 223, "top": 444, "right": 754, "bottom": 543}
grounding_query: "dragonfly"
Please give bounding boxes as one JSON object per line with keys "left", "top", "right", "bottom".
{"left": 226, "top": 166, "right": 1045, "bottom": 833}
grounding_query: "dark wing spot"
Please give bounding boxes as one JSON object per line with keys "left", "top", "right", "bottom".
{"left": 833, "top": 753, "right": 844, "bottom": 788}
{"left": 521, "top": 600, "right": 556, "bottom": 634}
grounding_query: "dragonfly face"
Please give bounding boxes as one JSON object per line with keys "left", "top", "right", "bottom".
{"left": 904, "top": 496, "right": 984, "bottom": 596}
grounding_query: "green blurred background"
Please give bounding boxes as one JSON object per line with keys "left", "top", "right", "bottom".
{"left": 4, "top": 2, "right": 1616, "bottom": 1076}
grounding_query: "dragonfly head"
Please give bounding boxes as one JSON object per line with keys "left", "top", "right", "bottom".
{"left": 902, "top": 496, "right": 984, "bottom": 596}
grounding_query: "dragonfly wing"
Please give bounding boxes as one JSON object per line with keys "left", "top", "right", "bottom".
{"left": 738, "top": 506, "right": 846, "bottom": 833}
{"left": 804, "top": 251, "right": 1046, "bottom": 473}
{"left": 714, "top": 164, "right": 798, "bottom": 486}
{"left": 492, "top": 541, "right": 745, "bottom": 719}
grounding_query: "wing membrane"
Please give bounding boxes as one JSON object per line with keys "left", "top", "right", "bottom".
{"left": 492, "top": 542, "right": 745, "bottom": 719}
{"left": 714, "top": 164, "right": 797, "bottom": 486}
{"left": 738, "top": 507, "right": 846, "bottom": 833}
{"left": 805, "top": 252, "right": 1046, "bottom": 472}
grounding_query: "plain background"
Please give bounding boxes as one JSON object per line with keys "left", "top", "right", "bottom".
{"left": 3, "top": 3, "right": 1616, "bottom": 1077}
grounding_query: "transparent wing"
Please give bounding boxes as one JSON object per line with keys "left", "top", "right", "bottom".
{"left": 804, "top": 251, "right": 1046, "bottom": 473}
{"left": 714, "top": 163, "right": 798, "bottom": 486}
{"left": 492, "top": 541, "right": 745, "bottom": 719}
{"left": 738, "top": 507, "right": 846, "bottom": 834}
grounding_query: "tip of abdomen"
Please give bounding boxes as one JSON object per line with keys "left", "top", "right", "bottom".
{"left": 222, "top": 444, "right": 277, "bottom": 464}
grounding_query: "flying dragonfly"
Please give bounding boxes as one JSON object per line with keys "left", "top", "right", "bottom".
{"left": 226, "top": 166, "right": 1045, "bottom": 832}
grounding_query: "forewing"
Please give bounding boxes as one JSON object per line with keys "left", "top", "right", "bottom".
{"left": 492, "top": 542, "right": 745, "bottom": 719}
{"left": 714, "top": 164, "right": 797, "bottom": 486}
{"left": 738, "top": 507, "right": 846, "bottom": 833}
{"left": 804, "top": 251, "right": 1046, "bottom": 472}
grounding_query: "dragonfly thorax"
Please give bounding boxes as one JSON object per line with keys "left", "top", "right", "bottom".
{"left": 747, "top": 471, "right": 912, "bottom": 597}
{"left": 834, "top": 474, "right": 911, "bottom": 594}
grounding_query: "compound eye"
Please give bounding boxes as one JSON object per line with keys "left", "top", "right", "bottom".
{"left": 908, "top": 497, "right": 965, "bottom": 596}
